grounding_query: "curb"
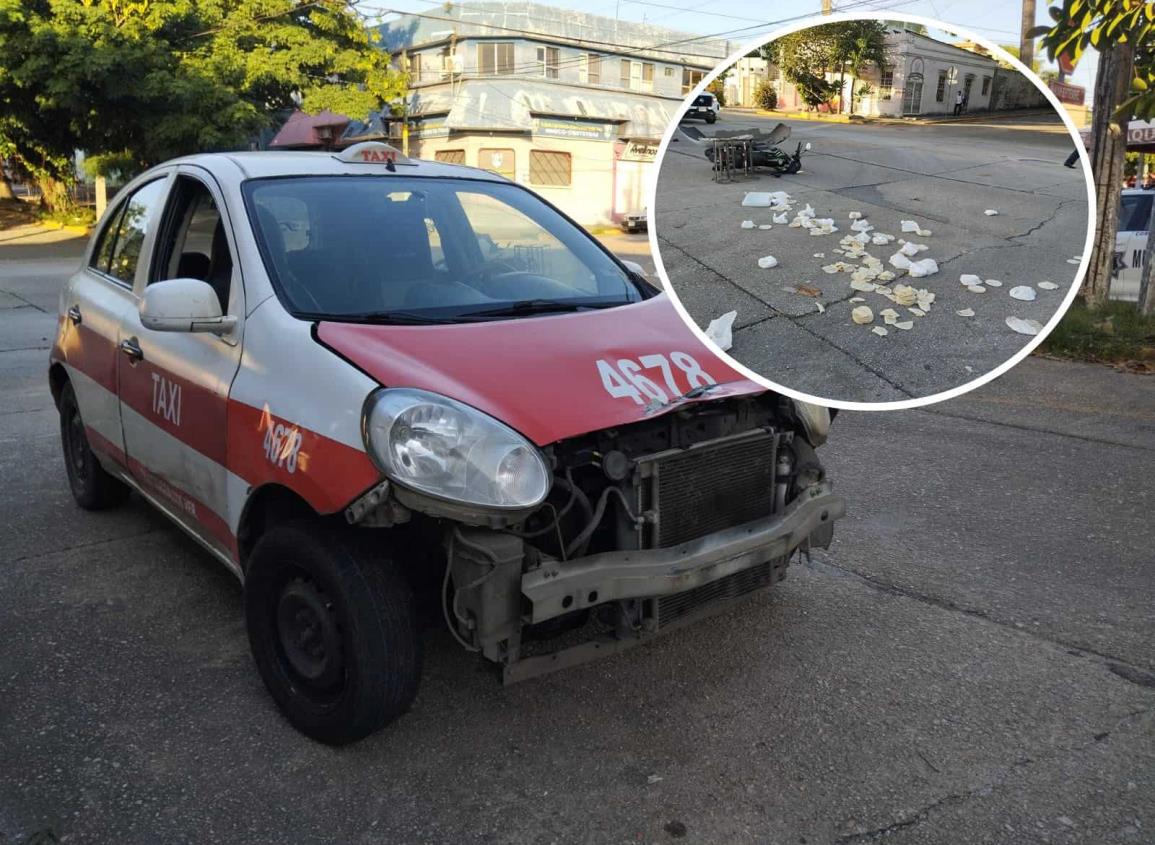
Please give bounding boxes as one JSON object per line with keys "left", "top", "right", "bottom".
{"left": 726, "top": 107, "right": 1055, "bottom": 126}
{"left": 40, "top": 221, "right": 93, "bottom": 234}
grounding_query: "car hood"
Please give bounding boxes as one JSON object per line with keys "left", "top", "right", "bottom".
{"left": 316, "top": 296, "right": 765, "bottom": 446}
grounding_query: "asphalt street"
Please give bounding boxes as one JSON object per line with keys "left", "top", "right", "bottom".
{"left": 1, "top": 232, "right": 1153, "bottom": 845}
{"left": 655, "top": 111, "right": 1090, "bottom": 403}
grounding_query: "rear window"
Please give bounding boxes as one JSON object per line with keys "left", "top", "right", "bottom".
{"left": 243, "top": 175, "right": 643, "bottom": 322}
{"left": 1119, "top": 193, "right": 1153, "bottom": 232}
{"left": 693, "top": 94, "right": 713, "bottom": 107}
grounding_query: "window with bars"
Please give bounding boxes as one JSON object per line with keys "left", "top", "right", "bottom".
{"left": 478, "top": 42, "right": 515, "bottom": 75}
{"left": 537, "top": 46, "right": 560, "bottom": 79}
{"left": 409, "top": 53, "right": 422, "bottom": 83}
{"left": 936, "top": 70, "right": 948, "bottom": 102}
{"left": 434, "top": 150, "right": 466, "bottom": 165}
{"left": 879, "top": 67, "right": 893, "bottom": 100}
{"left": 981, "top": 75, "right": 991, "bottom": 95}
{"left": 529, "top": 150, "right": 572, "bottom": 186}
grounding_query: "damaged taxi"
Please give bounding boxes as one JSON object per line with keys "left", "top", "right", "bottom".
{"left": 50, "top": 142, "right": 844, "bottom": 744}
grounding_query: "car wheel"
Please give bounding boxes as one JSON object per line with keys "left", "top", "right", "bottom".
{"left": 59, "top": 381, "right": 129, "bottom": 510}
{"left": 244, "top": 521, "right": 422, "bottom": 745}
{"left": 706, "top": 114, "right": 717, "bottom": 124}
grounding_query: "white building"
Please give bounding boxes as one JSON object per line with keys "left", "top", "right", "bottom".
{"left": 724, "top": 57, "right": 774, "bottom": 109}
{"left": 378, "top": 2, "right": 730, "bottom": 227}
{"left": 765, "top": 27, "right": 1002, "bottom": 118}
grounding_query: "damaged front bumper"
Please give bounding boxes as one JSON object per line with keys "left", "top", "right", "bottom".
{"left": 521, "top": 481, "right": 845, "bottom": 625}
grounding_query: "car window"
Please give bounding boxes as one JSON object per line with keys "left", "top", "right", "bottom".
{"left": 90, "top": 202, "right": 127, "bottom": 276}
{"left": 456, "top": 191, "right": 598, "bottom": 294}
{"left": 1119, "top": 193, "right": 1153, "bottom": 233}
{"left": 106, "top": 179, "right": 168, "bottom": 285}
{"left": 244, "top": 176, "right": 641, "bottom": 321}
{"left": 152, "top": 176, "right": 235, "bottom": 311}
{"left": 693, "top": 95, "right": 712, "bottom": 107}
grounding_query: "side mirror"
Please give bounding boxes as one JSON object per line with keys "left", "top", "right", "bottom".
{"left": 140, "top": 278, "right": 236, "bottom": 334}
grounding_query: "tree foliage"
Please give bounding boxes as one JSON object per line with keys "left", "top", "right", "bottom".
{"left": 763, "top": 21, "right": 888, "bottom": 112}
{"left": 1030, "top": 0, "right": 1155, "bottom": 118}
{"left": 754, "top": 80, "right": 777, "bottom": 111}
{"left": 0, "top": 0, "right": 406, "bottom": 203}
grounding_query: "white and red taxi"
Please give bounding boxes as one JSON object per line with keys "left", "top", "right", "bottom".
{"left": 51, "top": 142, "right": 843, "bottom": 744}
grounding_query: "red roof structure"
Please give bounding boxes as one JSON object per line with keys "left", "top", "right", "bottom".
{"left": 269, "top": 110, "right": 350, "bottom": 149}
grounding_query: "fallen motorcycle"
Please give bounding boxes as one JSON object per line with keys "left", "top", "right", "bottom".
{"left": 680, "top": 122, "right": 810, "bottom": 175}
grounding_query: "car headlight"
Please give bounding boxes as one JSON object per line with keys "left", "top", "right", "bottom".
{"left": 792, "top": 400, "right": 831, "bottom": 447}
{"left": 362, "top": 388, "right": 551, "bottom": 510}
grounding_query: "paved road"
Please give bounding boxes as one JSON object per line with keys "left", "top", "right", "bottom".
{"left": 656, "top": 112, "right": 1090, "bottom": 403}
{"left": 1, "top": 234, "right": 1152, "bottom": 845}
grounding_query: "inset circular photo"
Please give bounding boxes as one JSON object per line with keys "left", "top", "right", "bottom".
{"left": 652, "top": 14, "right": 1094, "bottom": 408}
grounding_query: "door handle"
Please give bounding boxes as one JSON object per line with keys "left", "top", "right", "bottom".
{"left": 67, "top": 305, "right": 82, "bottom": 325}
{"left": 119, "top": 337, "right": 143, "bottom": 363}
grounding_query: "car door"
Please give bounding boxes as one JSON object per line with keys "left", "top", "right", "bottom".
{"left": 117, "top": 167, "right": 246, "bottom": 559}
{"left": 55, "top": 176, "right": 172, "bottom": 471}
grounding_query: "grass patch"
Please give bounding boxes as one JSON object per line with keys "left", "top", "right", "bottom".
{"left": 1040, "top": 301, "right": 1155, "bottom": 369}
{"left": 38, "top": 205, "right": 95, "bottom": 228}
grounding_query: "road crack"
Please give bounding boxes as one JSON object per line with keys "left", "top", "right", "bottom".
{"left": 809, "top": 557, "right": 1155, "bottom": 677}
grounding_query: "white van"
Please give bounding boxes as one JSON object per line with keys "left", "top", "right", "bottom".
{"left": 1112, "top": 188, "right": 1153, "bottom": 301}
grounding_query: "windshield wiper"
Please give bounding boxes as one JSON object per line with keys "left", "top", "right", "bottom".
{"left": 455, "top": 298, "right": 632, "bottom": 320}
{"left": 330, "top": 310, "right": 462, "bottom": 325}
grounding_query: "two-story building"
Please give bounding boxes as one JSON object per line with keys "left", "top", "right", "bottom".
{"left": 376, "top": 2, "right": 730, "bottom": 227}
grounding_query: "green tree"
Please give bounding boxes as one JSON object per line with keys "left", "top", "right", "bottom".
{"left": 764, "top": 22, "right": 887, "bottom": 113}
{"left": 833, "top": 20, "right": 888, "bottom": 114}
{"left": 0, "top": 0, "right": 406, "bottom": 209}
{"left": 766, "top": 24, "right": 840, "bottom": 111}
{"left": 1030, "top": 0, "right": 1154, "bottom": 312}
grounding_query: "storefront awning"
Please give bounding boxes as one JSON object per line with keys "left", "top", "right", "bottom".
{"left": 408, "top": 80, "right": 677, "bottom": 139}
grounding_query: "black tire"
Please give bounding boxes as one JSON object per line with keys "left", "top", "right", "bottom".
{"left": 706, "top": 113, "right": 717, "bottom": 124}
{"left": 785, "top": 158, "right": 802, "bottom": 174}
{"left": 244, "top": 522, "right": 422, "bottom": 745}
{"left": 58, "top": 381, "right": 129, "bottom": 510}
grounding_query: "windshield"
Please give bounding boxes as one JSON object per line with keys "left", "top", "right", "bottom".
{"left": 1119, "top": 193, "right": 1153, "bottom": 233}
{"left": 244, "top": 175, "right": 644, "bottom": 322}
{"left": 693, "top": 95, "right": 713, "bottom": 107}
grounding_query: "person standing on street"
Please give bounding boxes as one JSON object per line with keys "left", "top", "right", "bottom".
{"left": 953, "top": 90, "right": 964, "bottom": 116}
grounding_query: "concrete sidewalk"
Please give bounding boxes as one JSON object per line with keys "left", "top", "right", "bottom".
{"left": 657, "top": 115, "right": 1089, "bottom": 402}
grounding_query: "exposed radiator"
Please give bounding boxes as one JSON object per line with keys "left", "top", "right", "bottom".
{"left": 638, "top": 430, "right": 777, "bottom": 548}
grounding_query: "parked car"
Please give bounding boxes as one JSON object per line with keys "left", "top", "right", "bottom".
{"left": 621, "top": 207, "right": 647, "bottom": 233}
{"left": 1112, "top": 188, "right": 1153, "bottom": 301}
{"left": 682, "top": 92, "right": 720, "bottom": 124}
{"left": 50, "top": 142, "right": 843, "bottom": 744}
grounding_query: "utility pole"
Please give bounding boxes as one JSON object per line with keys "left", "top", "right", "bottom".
{"left": 1019, "top": 0, "right": 1037, "bottom": 70}
{"left": 821, "top": 0, "right": 832, "bottom": 14}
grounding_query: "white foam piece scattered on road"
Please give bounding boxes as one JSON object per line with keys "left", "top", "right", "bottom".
{"left": 704, "top": 311, "right": 737, "bottom": 350}
{"left": 1009, "top": 285, "right": 1036, "bottom": 301}
{"left": 960, "top": 274, "right": 982, "bottom": 286}
{"left": 1006, "top": 316, "right": 1043, "bottom": 335}
{"left": 984, "top": 209, "right": 999, "bottom": 215}
{"left": 741, "top": 220, "right": 755, "bottom": 229}
{"left": 900, "top": 219, "right": 921, "bottom": 232}
{"left": 1038, "top": 281, "right": 1059, "bottom": 290}
{"left": 757, "top": 255, "right": 779, "bottom": 269}
{"left": 908, "top": 258, "right": 939, "bottom": 278}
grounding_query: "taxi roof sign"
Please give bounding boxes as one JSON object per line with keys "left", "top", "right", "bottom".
{"left": 335, "top": 142, "right": 413, "bottom": 166}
